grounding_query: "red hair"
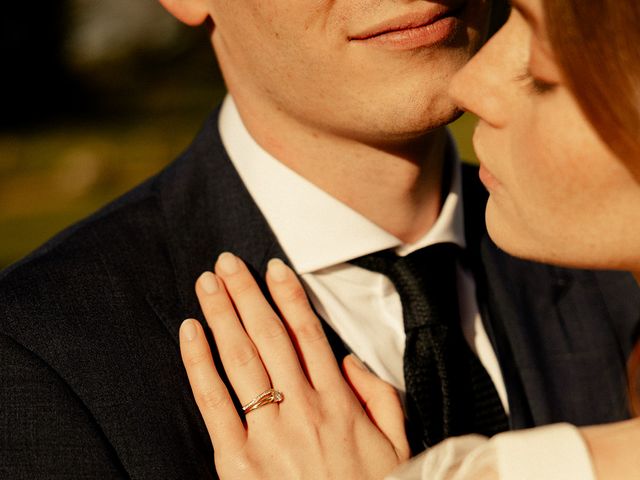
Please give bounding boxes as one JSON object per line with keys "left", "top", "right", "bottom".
{"left": 543, "top": 0, "right": 640, "bottom": 167}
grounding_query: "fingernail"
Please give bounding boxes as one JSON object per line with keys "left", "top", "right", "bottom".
{"left": 199, "top": 271, "right": 219, "bottom": 294}
{"left": 181, "top": 319, "right": 198, "bottom": 341}
{"left": 268, "top": 258, "right": 290, "bottom": 282}
{"left": 347, "top": 354, "right": 368, "bottom": 371}
{"left": 217, "top": 252, "right": 239, "bottom": 274}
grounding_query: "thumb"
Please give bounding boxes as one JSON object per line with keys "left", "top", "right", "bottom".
{"left": 342, "top": 354, "right": 411, "bottom": 460}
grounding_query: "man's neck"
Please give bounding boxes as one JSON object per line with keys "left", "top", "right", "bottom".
{"left": 233, "top": 98, "right": 448, "bottom": 244}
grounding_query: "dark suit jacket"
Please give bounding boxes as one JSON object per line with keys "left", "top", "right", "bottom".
{"left": 1, "top": 109, "right": 639, "bottom": 478}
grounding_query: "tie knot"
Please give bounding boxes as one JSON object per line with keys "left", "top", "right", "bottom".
{"left": 348, "top": 248, "right": 397, "bottom": 274}
{"left": 350, "top": 243, "right": 459, "bottom": 279}
{"left": 350, "top": 243, "right": 461, "bottom": 331}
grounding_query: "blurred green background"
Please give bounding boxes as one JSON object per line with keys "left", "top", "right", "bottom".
{"left": 0, "top": 0, "right": 478, "bottom": 270}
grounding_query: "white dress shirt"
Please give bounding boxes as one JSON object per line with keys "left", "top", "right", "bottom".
{"left": 218, "top": 95, "right": 507, "bottom": 410}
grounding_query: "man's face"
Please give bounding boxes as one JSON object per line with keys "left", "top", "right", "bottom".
{"left": 210, "top": 0, "right": 492, "bottom": 145}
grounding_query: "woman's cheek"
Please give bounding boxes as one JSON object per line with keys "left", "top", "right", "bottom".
{"left": 513, "top": 107, "right": 567, "bottom": 207}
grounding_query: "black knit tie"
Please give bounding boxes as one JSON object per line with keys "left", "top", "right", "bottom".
{"left": 351, "top": 243, "right": 508, "bottom": 452}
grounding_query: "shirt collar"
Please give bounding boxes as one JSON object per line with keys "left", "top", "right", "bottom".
{"left": 218, "top": 95, "right": 466, "bottom": 274}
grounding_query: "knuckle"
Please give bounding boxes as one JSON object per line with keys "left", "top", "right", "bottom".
{"left": 294, "top": 320, "right": 326, "bottom": 344}
{"left": 297, "top": 396, "right": 325, "bottom": 425}
{"left": 398, "top": 443, "right": 411, "bottom": 462}
{"left": 203, "top": 299, "right": 232, "bottom": 318}
{"left": 255, "top": 317, "right": 287, "bottom": 341}
{"left": 378, "top": 381, "right": 399, "bottom": 399}
{"left": 279, "top": 283, "right": 309, "bottom": 305}
{"left": 227, "top": 276, "right": 258, "bottom": 299}
{"left": 196, "top": 387, "right": 230, "bottom": 411}
{"left": 184, "top": 351, "right": 212, "bottom": 369}
{"left": 217, "top": 454, "right": 253, "bottom": 479}
{"left": 331, "top": 391, "right": 358, "bottom": 416}
{"left": 225, "top": 342, "right": 259, "bottom": 367}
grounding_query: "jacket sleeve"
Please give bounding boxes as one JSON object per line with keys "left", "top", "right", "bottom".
{"left": 0, "top": 332, "right": 128, "bottom": 480}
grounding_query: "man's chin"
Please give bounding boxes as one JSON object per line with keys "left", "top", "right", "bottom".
{"left": 364, "top": 105, "right": 464, "bottom": 144}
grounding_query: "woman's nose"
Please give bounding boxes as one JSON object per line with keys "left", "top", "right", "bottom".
{"left": 449, "top": 15, "right": 521, "bottom": 129}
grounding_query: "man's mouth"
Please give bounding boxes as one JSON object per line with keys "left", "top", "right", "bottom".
{"left": 349, "top": 2, "right": 467, "bottom": 50}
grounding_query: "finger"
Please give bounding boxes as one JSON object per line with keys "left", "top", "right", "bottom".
{"left": 266, "top": 258, "right": 345, "bottom": 391}
{"left": 195, "top": 271, "right": 275, "bottom": 420}
{"left": 214, "top": 253, "right": 309, "bottom": 394}
{"left": 180, "top": 319, "right": 246, "bottom": 450}
{"left": 343, "top": 355, "right": 411, "bottom": 461}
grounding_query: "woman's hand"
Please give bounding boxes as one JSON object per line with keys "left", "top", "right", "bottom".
{"left": 179, "top": 252, "right": 410, "bottom": 479}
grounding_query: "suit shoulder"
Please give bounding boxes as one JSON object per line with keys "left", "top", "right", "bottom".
{"left": 0, "top": 332, "right": 128, "bottom": 477}
{"left": 0, "top": 167, "right": 176, "bottom": 335}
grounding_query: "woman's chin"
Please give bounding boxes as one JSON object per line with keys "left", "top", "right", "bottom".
{"left": 485, "top": 204, "right": 576, "bottom": 268}
{"left": 486, "top": 209, "right": 634, "bottom": 272}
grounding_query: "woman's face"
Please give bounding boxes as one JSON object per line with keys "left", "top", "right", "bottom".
{"left": 449, "top": 0, "right": 640, "bottom": 271}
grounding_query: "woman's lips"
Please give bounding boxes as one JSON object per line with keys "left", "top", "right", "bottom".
{"left": 478, "top": 163, "right": 502, "bottom": 191}
{"left": 349, "top": 4, "right": 465, "bottom": 50}
{"left": 473, "top": 122, "right": 502, "bottom": 191}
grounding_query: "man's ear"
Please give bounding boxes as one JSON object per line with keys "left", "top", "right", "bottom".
{"left": 157, "top": 0, "right": 209, "bottom": 26}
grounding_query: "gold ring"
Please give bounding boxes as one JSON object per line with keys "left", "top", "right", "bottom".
{"left": 242, "top": 388, "right": 284, "bottom": 415}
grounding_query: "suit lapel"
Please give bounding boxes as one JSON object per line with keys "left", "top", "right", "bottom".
{"left": 146, "top": 108, "right": 290, "bottom": 345}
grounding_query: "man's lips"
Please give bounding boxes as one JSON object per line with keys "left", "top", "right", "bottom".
{"left": 349, "top": 3, "right": 465, "bottom": 41}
